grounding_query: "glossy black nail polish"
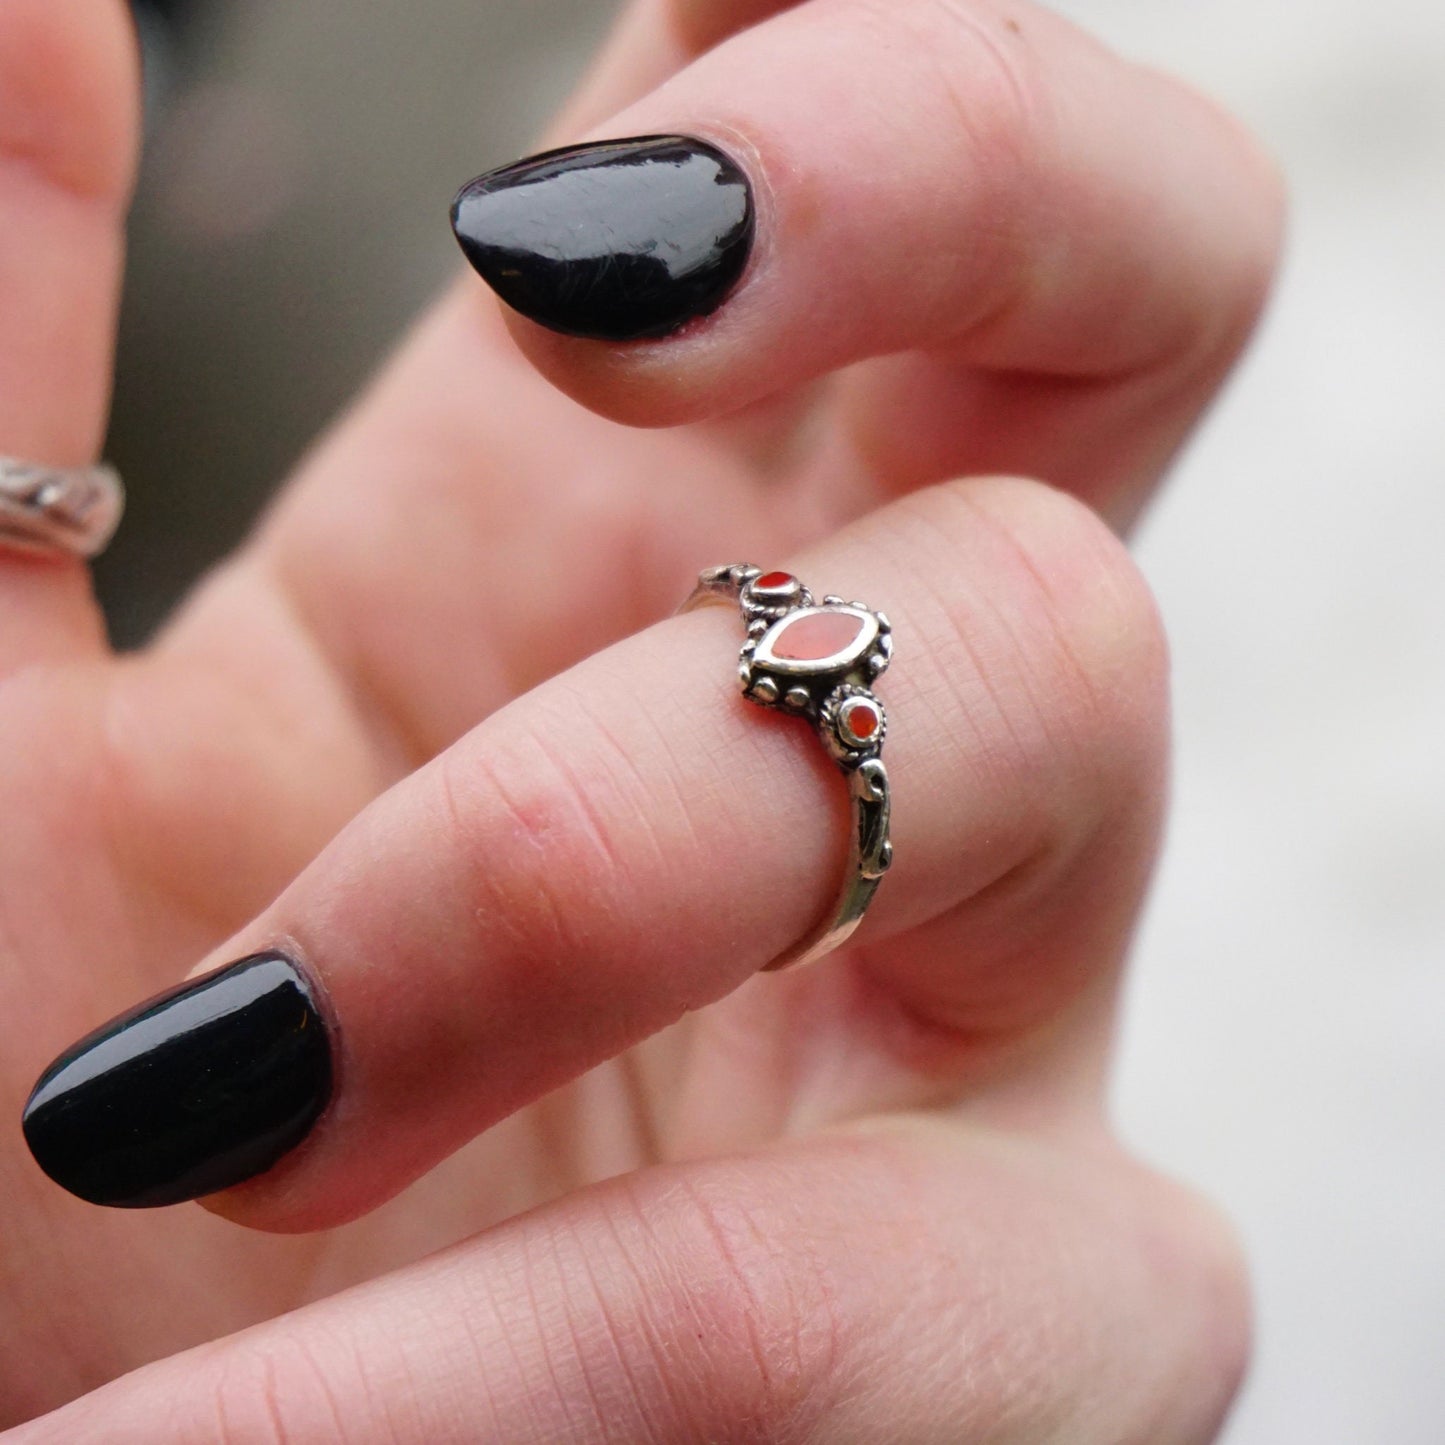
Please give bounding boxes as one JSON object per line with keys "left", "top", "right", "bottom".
{"left": 21, "top": 951, "right": 332, "bottom": 1208}
{"left": 450, "top": 135, "right": 755, "bottom": 342}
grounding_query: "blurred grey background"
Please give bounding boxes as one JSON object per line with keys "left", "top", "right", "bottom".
{"left": 107, "top": 0, "right": 1445, "bottom": 1439}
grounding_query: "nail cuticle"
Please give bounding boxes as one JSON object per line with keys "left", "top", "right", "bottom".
{"left": 21, "top": 950, "right": 334, "bottom": 1209}
{"left": 451, "top": 133, "right": 756, "bottom": 342}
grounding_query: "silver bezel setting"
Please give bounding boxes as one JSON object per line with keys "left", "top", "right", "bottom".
{"left": 739, "top": 599, "right": 892, "bottom": 718}
{"left": 819, "top": 683, "right": 889, "bottom": 763}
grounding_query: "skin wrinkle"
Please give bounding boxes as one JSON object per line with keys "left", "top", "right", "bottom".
{"left": 953, "top": 488, "right": 1153, "bottom": 793}
{"left": 513, "top": 1222, "right": 590, "bottom": 1444}
{"left": 451, "top": 1294, "right": 516, "bottom": 1444}
{"left": 563, "top": 675, "right": 695, "bottom": 885}
{"left": 896, "top": 0, "right": 1044, "bottom": 324}
{"left": 289, "top": 1332, "right": 352, "bottom": 1445}
{"left": 541, "top": 1220, "right": 630, "bottom": 1444}
{"left": 586, "top": 664, "right": 714, "bottom": 881}
{"left": 944, "top": 517, "right": 1094, "bottom": 776}
{"left": 828, "top": 0, "right": 1044, "bottom": 353}
{"left": 673, "top": 1175, "right": 777, "bottom": 1419}
{"left": 565, "top": 1209, "right": 674, "bottom": 1445}
{"left": 952, "top": 491, "right": 1171, "bottom": 869}
{"left": 518, "top": 699, "right": 634, "bottom": 888}
{"left": 0, "top": 140, "right": 118, "bottom": 211}
{"left": 0, "top": 7, "right": 137, "bottom": 207}
{"left": 839, "top": 848, "right": 1056, "bottom": 1053}
{"left": 214, "top": 1347, "right": 294, "bottom": 1445}
{"left": 667, "top": 1169, "right": 832, "bottom": 1441}
{"left": 455, "top": 1245, "right": 545, "bottom": 1444}
{"left": 438, "top": 739, "right": 579, "bottom": 969}
{"left": 900, "top": 522, "right": 1036, "bottom": 789}
{"left": 358, "top": 1312, "right": 430, "bottom": 1444}
{"left": 593, "top": 1184, "right": 705, "bottom": 1436}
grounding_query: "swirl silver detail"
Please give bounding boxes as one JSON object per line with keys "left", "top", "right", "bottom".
{"left": 680, "top": 562, "right": 894, "bottom": 972}
{"left": 0, "top": 458, "right": 125, "bottom": 559}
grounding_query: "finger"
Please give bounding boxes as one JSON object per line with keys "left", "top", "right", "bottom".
{"left": 7, "top": 1122, "right": 1249, "bottom": 1444}
{"left": 21, "top": 475, "right": 1166, "bottom": 1226}
{"left": 456, "top": 0, "right": 1282, "bottom": 501}
{"left": 548, "top": 0, "right": 796, "bottom": 139}
{"left": 0, "top": 0, "right": 138, "bottom": 672}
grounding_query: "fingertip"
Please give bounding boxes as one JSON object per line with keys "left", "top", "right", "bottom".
{"left": 494, "top": 298, "right": 779, "bottom": 428}
{"left": 0, "top": 0, "right": 140, "bottom": 467}
{"left": 451, "top": 126, "right": 779, "bottom": 428}
{"left": 194, "top": 1174, "right": 341, "bottom": 1235}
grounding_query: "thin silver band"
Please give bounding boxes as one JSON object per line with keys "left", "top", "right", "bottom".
{"left": 681, "top": 562, "right": 894, "bottom": 972}
{"left": 0, "top": 458, "right": 125, "bottom": 560}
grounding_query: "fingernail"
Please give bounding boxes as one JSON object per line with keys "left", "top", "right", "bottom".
{"left": 450, "top": 134, "right": 754, "bottom": 342}
{"left": 21, "top": 951, "right": 332, "bottom": 1208}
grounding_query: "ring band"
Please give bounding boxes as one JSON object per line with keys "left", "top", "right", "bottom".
{"left": 0, "top": 457, "right": 125, "bottom": 560}
{"left": 680, "top": 563, "right": 894, "bottom": 972}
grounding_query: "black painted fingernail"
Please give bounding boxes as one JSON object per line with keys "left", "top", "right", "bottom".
{"left": 21, "top": 951, "right": 332, "bottom": 1209}
{"left": 450, "top": 134, "right": 755, "bottom": 342}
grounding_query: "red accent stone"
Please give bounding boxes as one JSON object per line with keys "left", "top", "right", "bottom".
{"left": 841, "top": 697, "right": 880, "bottom": 740}
{"left": 772, "top": 609, "right": 865, "bottom": 661}
{"left": 754, "top": 571, "right": 795, "bottom": 591}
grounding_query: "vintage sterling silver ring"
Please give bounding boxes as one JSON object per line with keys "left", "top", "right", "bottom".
{"left": 680, "top": 563, "right": 894, "bottom": 972}
{"left": 0, "top": 457, "right": 125, "bottom": 560}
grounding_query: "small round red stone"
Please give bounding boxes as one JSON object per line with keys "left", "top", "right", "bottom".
{"left": 753, "top": 571, "right": 796, "bottom": 592}
{"left": 839, "top": 696, "right": 882, "bottom": 743}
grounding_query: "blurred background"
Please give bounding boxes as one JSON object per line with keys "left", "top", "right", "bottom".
{"left": 107, "top": 0, "right": 1445, "bottom": 1438}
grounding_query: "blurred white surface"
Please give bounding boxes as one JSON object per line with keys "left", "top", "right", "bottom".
{"left": 1053, "top": 2, "right": 1445, "bottom": 1440}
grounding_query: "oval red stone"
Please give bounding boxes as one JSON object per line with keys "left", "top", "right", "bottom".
{"left": 754, "top": 571, "right": 796, "bottom": 591}
{"left": 771, "top": 609, "right": 866, "bottom": 662}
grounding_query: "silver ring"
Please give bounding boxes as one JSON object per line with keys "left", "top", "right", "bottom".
{"left": 681, "top": 563, "right": 894, "bottom": 972}
{"left": 0, "top": 457, "right": 125, "bottom": 559}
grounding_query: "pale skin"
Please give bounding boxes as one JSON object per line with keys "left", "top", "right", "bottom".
{"left": 0, "top": 0, "right": 1283, "bottom": 1439}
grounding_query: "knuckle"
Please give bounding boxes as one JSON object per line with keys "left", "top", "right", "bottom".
{"left": 0, "top": 0, "right": 138, "bottom": 205}
{"left": 846, "top": 0, "right": 1045, "bottom": 168}
{"left": 901, "top": 476, "right": 1169, "bottom": 829}
{"left": 436, "top": 713, "right": 630, "bottom": 966}
{"left": 435, "top": 682, "right": 703, "bottom": 993}
{"left": 546, "top": 1168, "right": 843, "bottom": 1442}
{"left": 208, "top": 1338, "right": 345, "bottom": 1445}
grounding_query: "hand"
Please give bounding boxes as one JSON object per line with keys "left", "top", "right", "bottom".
{"left": 1, "top": 0, "right": 1281, "bottom": 1439}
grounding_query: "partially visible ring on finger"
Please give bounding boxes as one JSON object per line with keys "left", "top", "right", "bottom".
{"left": 0, "top": 457, "right": 125, "bottom": 560}
{"left": 680, "top": 563, "right": 894, "bottom": 972}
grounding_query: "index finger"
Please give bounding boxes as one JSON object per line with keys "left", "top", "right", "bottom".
{"left": 22, "top": 476, "right": 1168, "bottom": 1229}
